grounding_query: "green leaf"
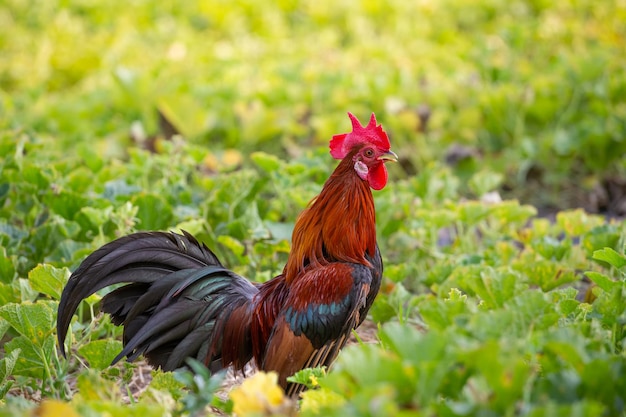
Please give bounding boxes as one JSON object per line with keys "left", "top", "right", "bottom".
{"left": 287, "top": 367, "right": 326, "bottom": 389}
{"left": 457, "top": 201, "right": 492, "bottom": 225}
{"left": 531, "top": 236, "right": 571, "bottom": 261}
{"left": 217, "top": 235, "right": 245, "bottom": 258}
{"left": 43, "top": 190, "right": 89, "bottom": 221}
{"left": 461, "top": 267, "right": 523, "bottom": 309}
{"left": 78, "top": 206, "right": 114, "bottom": 229}
{"left": 419, "top": 290, "right": 473, "bottom": 330}
{"left": 132, "top": 193, "right": 174, "bottom": 230}
{"left": 327, "top": 343, "right": 416, "bottom": 405}
{"left": 0, "top": 282, "right": 20, "bottom": 305}
{"left": 468, "top": 170, "right": 503, "bottom": 196}
{"left": 526, "top": 401, "right": 606, "bottom": 417}
{"left": 0, "top": 246, "right": 16, "bottom": 284}
{"left": 592, "top": 247, "right": 626, "bottom": 269}
{"left": 585, "top": 271, "right": 618, "bottom": 292}
{"left": 491, "top": 201, "right": 537, "bottom": 226}
{"left": 4, "top": 335, "right": 55, "bottom": 378}
{"left": 369, "top": 294, "right": 397, "bottom": 323}
{"left": 157, "top": 96, "right": 206, "bottom": 138}
{"left": 0, "top": 349, "right": 19, "bottom": 399}
{"left": 556, "top": 210, "right": 603, "bottom": 236}
{"left": 0, "top": 301, "right": 56, "bottom": 346}
{"left": 28, "top": 264, "right": 70, "bottom": 300}
{"left": 0, "top": 318, "right": 9, "bottom": 340}
{"left": 583, "top": 225, "right": 621, "bottom": 257}
{"left": 516, "top": 260, "right": 578, "bottom": 292}
{"left": 147, "top": 370, "right": 186, "bottom": 400}
{"left": 251, "top": 151, "right": 282, "bottom": 173}
{"left": 463, "top": 340, "right": 531, "bottom": 411}
{"left": 77, "top": 339, "right": 124, "bottom": 371}
{"left": 174, "top": 218, "right": 206, "bottom": 237}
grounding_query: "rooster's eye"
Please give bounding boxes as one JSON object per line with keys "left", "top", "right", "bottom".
{"left": 364, "top": 148, "right": 374, "bottom": 158}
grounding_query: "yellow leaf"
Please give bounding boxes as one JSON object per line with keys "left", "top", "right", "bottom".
{"left": 229, "top": 371, "right": 286, "bottom": 416}
{"left": 35, "top": 400, "right": 80, "bottom": 417}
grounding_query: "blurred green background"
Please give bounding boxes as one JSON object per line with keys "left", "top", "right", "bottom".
{"left": 2, "top": 0, "right": 625, "bottom": 213}
{"left": 2, "top": 2, "right": 626, "bottom": 415}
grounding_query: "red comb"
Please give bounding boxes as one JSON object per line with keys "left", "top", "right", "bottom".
{"left": 329, "top": 112, "right": 390, "bottom": 160}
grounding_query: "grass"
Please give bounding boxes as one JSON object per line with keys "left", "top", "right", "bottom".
{"left": 1, "top": 0, "right": 626, "bottom": 415}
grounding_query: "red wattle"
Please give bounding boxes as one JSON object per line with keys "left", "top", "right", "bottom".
{"left": 367, "top": 163, "right": 388, "bottom": 190}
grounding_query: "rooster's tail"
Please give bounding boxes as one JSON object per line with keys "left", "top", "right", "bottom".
{"left": 57, "top": 231, "right": 257, "bottom": 371}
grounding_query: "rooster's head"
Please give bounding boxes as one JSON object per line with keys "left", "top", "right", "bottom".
{"left": 329, "top": 112, "right": 397, "bottom": 190}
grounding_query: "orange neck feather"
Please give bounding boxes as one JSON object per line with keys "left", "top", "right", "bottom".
{"left": 283, "top": 152, "right": 377, "bottom": 284}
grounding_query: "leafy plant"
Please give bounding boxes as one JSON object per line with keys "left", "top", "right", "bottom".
{"left": 1, "top": 0, "right": 626, "bottom": 415}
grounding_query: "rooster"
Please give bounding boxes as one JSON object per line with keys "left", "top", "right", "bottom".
{"left": 57, "top": 112, "right": 397, "bottom": 395}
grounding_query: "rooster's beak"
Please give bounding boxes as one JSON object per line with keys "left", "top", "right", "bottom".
{"left": 378, "top": 150, "right": 398, "bottom": 162}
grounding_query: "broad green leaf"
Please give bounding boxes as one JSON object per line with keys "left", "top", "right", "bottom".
{"left": 43, "top": 190, "right": 89, "bottom": 221}
{"left": 592, "top": 247, "right": 626, "bottom": 269}
{"left": 174, "top": 218, "right": 206, "bottom": 237}
{"left": 468, "top": 170, "right": 503, "bottom": 196}
{"left": 0, "top": 220, "right": 28, "bottom": 245}
{"left": 251, "top": 151, "right": 282, "bottom": 173}
{"left": 585, "top": 271, "right": 618, "bottom": 292}
{"left": 583, "top": 225, "right": 621, "bottom": 257}
{"left": 132, "top": 193, "right": 174, "bottom": 230}
{"left": 287, "top": 367, "right": 326, "bottom": 389}
{"left": 28, "top": 264, "right": 70, "bottom": 300}
{"left": 0, "top": 318, "right": 9, "bottom": 340}
{"left": 526, "top": 401, "right": 605, "bottom": 417}
{"left": 217, "top": 235, "right": 245, "bottom": 258}
{"left": 328, "top": 344, "right": 416, "bottom": 405}
{"left": 368, "top": 294, "right": 397, "bottom": 323}
{"left": 78, "top": 206, "right": 114, "bottom": 229}
{"left": 21, "top": 165, "right": 50, "bottom": 190}
{"left": 102, "top": 180, "right": 141, "bottom": 200}
{"left": 0, "top": 282, "right": 20, "bottom": 305}
{"left": 462, "top": 341, "right": 531, "bottom": 411}
{"left": 0, "top": 349, "right": 19, "bottom": 400}
{"left": 0, "top": 349, "right": 19, "bottom": 386}
{"left": 4, "top": 335, "right": 55, "bottom": 378}
{"left": 47, "top": 239, "right": 88, "bottom": 264}
{"left": 0, "top": 246, "right": 16, "bottom": 283}
{"left": 457, "top": 201, "right": 492, "bottom": 225}
{"left": 157, "top": 96, "right": 205, "bottom": 139}
{"left": 516, "top": 260, "right": 578, "bottom": 292}
{"left": 542, "top": 340, "right": 587, "bottom": 371}
{"left": 0, "top": 301, "right": 56, "bottom": 346}
{"left": 379, "top": 321, "right": 444, "bottom": 364}
{"left": 0, "top": 183, "right": 8, "bottom": 199}
{"left": 77, "top": 339, "right": 124, "bottom": 371}
{"left": 556, "top": 210, "right": 603, "bottom": 236}
{"left": 461, "top": 267, "right": 523, "bottom": 309}
{"left": 531, "top": 236, "right": 571, "bottom": 261}
{"left": 418, "top": 290, "right": 473, "bottom": 331}
{"left": 18, "top": 277, "right": 39, "bottom": 303}
{"left": 148, "top": 370, "right": 186, "bottom": 400}
{"left": 580, "top": 357, "right": 626, "bottom": 410}
{"left": 491, "top": 201, "right": 537, "bottom": 226}
{"left": 265, "top": 221, "right": 294, "bottom": 243}
{"left": 558, "top": 298, "right": 580, "bottom": 315}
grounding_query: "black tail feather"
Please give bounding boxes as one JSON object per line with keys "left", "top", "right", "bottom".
{"left": 57, "top": 231, "right": 257, "bottom": 372}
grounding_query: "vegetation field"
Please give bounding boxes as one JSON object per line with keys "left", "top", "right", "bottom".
{"left": 1, "top": 0, "right": 625, "bottom": 415}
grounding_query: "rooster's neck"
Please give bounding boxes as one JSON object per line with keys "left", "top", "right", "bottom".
{"left": 283, "top": 156, "right": 377, "bottom": 284}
